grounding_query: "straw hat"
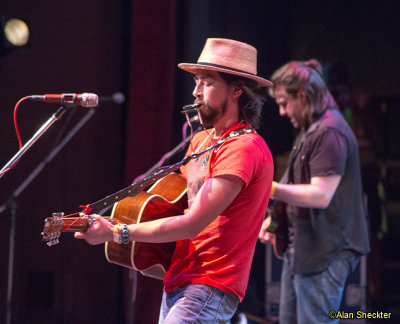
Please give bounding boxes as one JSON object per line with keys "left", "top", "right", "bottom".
{"left": 178, "top": 38, "right": 272, "bottom": 87}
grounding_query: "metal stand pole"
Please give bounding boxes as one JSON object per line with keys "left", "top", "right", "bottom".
{"left": 0, "top": 105, "right": 68, "bottom": 179}
{"left": 1, "top": 106, "right": 97, "bottom": 324}
{"left": 5, "top": 198, "right": 16, "bottom": 324}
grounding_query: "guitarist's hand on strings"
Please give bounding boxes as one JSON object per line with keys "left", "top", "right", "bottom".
{"left": 258, "top": 218, "right": 275, "bottom": 245}
{"left": 74, "top": 214, "right": 114, "bottom": 245}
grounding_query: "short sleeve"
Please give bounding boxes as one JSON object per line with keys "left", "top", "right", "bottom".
{"left": 209, "top": 135, "right": 266, "bottom": 186}
{"left": 309, "top": 128, "right": 348, "bottom": 177}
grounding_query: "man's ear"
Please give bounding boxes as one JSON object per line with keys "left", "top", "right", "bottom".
{"left": 297, "top": 88, "right": 307, "bottom": 104}
{"left": 233, "top": 86, "right": 243, "bottom": 100}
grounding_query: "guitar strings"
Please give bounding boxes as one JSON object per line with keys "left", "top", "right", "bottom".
{"left": 58, "top": 211, "right": 84, "bottom": 232}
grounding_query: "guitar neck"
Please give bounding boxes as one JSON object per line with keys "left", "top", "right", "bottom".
{"left": 61, "top": 216, "right": 111, "bottom": 232}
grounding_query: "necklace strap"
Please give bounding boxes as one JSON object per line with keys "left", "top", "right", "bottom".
{"left": 187, "top": 127, "right": 256, "bottom": 161}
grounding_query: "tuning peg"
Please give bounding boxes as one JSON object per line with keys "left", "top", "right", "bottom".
{"left": 47, "top": 238, "right": 59, "bottom": 246}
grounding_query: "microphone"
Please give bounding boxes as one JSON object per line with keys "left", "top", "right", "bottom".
{"left": 99, "top": 92, "right": 125, "bottom": 105}
{"left": 27, "top": 93, "right": 99, "bottom": 107}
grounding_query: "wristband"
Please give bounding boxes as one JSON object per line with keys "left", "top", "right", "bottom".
{"left": 112, "top": 224, "right": 121, "bottom": 244}
{"left": 270, "top": 181, "right": 277, "bottom": 197}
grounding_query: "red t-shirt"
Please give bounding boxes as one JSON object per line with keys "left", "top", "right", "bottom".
{"left": 163, "top": 121, "right": 273, "bottom": 301}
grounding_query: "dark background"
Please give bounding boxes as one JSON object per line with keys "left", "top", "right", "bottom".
{"left": 0, "top": 1, "right": 399, "bottom": 323}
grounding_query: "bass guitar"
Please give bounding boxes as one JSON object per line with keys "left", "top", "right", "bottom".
{"left": 264, "top": 200, "right": 289, "bottom": 259}
{"left": 41, "top": 173, "right": 187, "bottom": 280}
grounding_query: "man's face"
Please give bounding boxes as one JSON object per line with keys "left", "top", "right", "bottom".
{"left": 192, "top": 70, "right": 230, "bottom": 127}
{"left": 274, "top": 84, "right": 307, "bottom": 129}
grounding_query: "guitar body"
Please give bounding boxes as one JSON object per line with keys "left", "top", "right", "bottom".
{"left": 265, "top": 200, "right": 289, "bottom": 259}
{"left": 105, "top": 172, "right": 187, "bottom": 280}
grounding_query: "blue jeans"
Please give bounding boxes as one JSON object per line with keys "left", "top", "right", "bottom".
{"left": 158, "top": 284, "right": 239, "bottom": 324}
{"left": 279, "top": 250, "right": 359, "bottom": 324}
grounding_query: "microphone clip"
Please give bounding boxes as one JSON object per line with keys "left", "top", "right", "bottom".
{"left": 181, "top": 103, "right": 204, "bottom": 130}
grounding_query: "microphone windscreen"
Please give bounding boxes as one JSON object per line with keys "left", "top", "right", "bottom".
{"left": 112, "top": 92, "right": 125, "bottom": 104}
{"left": 99, "top": 92, "right": 126, "bottom": 105}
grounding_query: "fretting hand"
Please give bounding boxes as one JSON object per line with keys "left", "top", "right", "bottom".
{"left": 74, "top": 214, "right": 114, "bottom": 245}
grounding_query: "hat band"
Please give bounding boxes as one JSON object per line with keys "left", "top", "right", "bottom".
{"left": 197, "top": 62, "right": 256, "bottom": 76}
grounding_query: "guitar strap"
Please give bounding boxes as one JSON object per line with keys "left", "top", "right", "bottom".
{"left": 286, "top": 128, "right": 306, "bottom": 185}
{"left": 84, "top": 127, "right": 256, "bottom": 214}
{"left": 278, "top": 129, "right": 305, "bottom": 228}
{"left": 279, "top": 128, "right": 305, "bottom": 186}
{"left": 186, "top": 127, "right": 256, "bottom": 161}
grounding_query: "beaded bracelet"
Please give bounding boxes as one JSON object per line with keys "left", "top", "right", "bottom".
{"left": 121, "top": 224, "right": 130, "bottom": 244}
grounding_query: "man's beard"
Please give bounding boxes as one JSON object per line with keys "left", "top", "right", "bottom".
{"left": 198, "top": 99, "right": 227, "bottom": 128}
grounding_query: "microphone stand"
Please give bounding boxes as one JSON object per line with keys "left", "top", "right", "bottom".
{"left": 0, "top": 105, "right": 97, "bottom": 324}
{"left": 0, "top": 105, "right": 70, "bottom": 179}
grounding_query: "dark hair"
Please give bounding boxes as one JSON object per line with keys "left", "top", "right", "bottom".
{"left": 269, "top": 59, "right": 338, "bottom": 126}
{"left": 219, "top": 72, "right": 268, "bottom": 129}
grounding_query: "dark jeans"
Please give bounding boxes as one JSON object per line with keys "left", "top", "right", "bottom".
{"left": 280, "top": 250, "right": 359, "bottom": 324}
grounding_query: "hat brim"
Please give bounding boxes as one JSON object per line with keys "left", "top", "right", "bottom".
{"left": 178, "top": 63, "right": 272, "bottom": 87}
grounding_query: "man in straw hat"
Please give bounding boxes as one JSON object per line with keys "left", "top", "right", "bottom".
{"left": 75, "top": 38, "right": 274, "bottom": 323}
{"left": 259, "top": 59, "right": 370, "bottom": 324}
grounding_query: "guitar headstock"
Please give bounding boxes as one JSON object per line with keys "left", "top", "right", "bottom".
{"left": 41, "top": 212, "right": 92, "bottom": 246}
{"left": 42, "top": 212, "right": 64, "bottom": 246}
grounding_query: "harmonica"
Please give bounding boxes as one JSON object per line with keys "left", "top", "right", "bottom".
{"left": 180, "top": 103, "right": 201, "bottom": 114}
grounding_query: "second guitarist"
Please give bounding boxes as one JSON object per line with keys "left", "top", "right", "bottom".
{"left": 258, "top": 59, "right": 370, "bottom": 324}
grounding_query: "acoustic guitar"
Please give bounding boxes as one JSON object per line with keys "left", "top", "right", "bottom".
{"left": 42, "top": 128, "right": 256, "bottom": 279}
{"left": 264, "top": 200, "right": 289, "bottom": 259}
{"left": 41, "top": 173, "right": 187, "bottom": 280}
